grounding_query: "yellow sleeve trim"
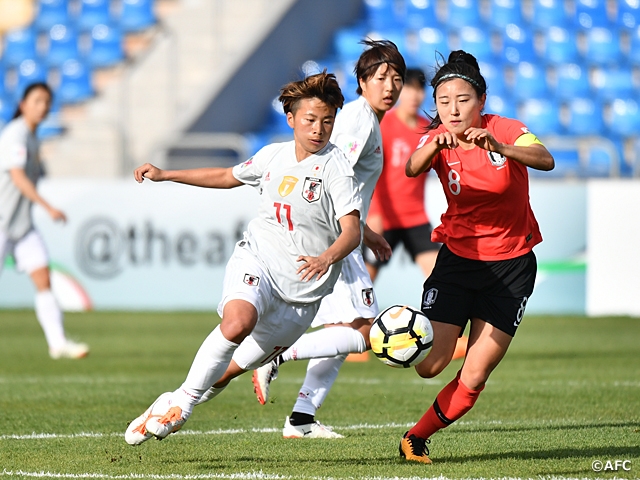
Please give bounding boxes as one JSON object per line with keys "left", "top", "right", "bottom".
{"left": 514, "top": 132, "right": 544, "bottom": 147}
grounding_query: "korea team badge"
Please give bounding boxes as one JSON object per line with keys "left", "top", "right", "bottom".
{"left": 302, "top": 177, "right": 323, "bottom": 203}
{"left": 487, "top": 151, "right": 507, "bottom": 167}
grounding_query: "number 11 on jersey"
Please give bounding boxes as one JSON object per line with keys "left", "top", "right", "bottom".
{"left": 274, "top": 202, "right": 293, "bottom": 231}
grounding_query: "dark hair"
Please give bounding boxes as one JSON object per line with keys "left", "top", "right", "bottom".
{"left": 354, "top": 39, "right": 406, "bottom": 95}
{"left": 426, "top": 50, "right": 487, "bottom": 131}
{"left": 279, "top": 70, "right": 344, "bottom": 115}
{"left": 405, "top": 67, "right": 427, "bottom": 89}
{"left": 12, "top": 82, "right": 54, "bottom": 120}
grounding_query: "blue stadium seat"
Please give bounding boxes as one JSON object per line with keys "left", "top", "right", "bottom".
{"left": 0, "top": 95, "right": 17, "bottom": 126}
{"left": 334, "top": 26, "right": 368, "bottom": 63}
{"left": 488, "top": 0, "right": 523, "bottom": 29}
{"left": 542, "top": 26, "right": 580, "bottom": 65}
{"left": 120, "top": 0, "right": 156, "bottom": 33}
{"left": 629, "top": 26, "right": 640, "bottom": 65}
{"left": 46, "top": 24, "right": 79, "bottom": 67}
{"left": 86, "top": 23, "right": 124, "bottom": 68}
{"left": 405, "top": 0, "right": 439, "bottom": 30}
{"left": 267, "top": 95, "right": 292, "bottom": 135}
{"left": 565, "top": 97, "right": 604, "bottom": 136}
{"left": 368, "top": 28, "right": 407, "bottom": 59}
{"left": 3, "top": 27, "right": 38, "bottom": 68}
{"left": 554, "top": 63, "right": 591, "bottom": 100}
{"left": 584, "top": 27, "right": 623, "bottom": 65}
{"left": 445, "top": 0, "right": 483, "bottom": 28}
{"left": 502, "top": 23, "right": 538, "bottom": 64}
{"left": 531, "top": 0, "right": 570, "bottom": 28}
{"left": 536, "top": 148, "right": 580, "bottom": 177}
{"left": 608, "top": 98, "right": 640, "bottom": 137}
{"left": 519, "top": 99, "right": 562, "bottom": 135}
{"left": 575, "top": 0, "right": 611, "bottom": 28}
{"left": 584, "top": 148, "right": 615, "bottom": 177}
{"left": 457, "top": 26, "right": 495, "bottom": 63}
{"left": 0, "top": 63, "right": 7, "bottom": 97}
{"left": 417, "top": 27, "right": 448, "bottom": 66}
{"left": 57, "top": 59, "right": 93, "bottom": 103}
{"left": 363, "top": 0, "right": 399, "bottom": 31}
{"left": 592, "top": 67, "right": 635, "bottom": 101}
{"left": 35, "top": 0, "right": 70, "bottom": 33}
{"left": 15, "top": 59, "right": 48, "bottom": 100}
{"left": 485, "top": 93, "right": 517, "bottom": 118}
{"left": 617, "top": 0, "right": 640, "bottom": 29}
{"left": 77, "top": 0, "right": 112, "bottom": 31}
{"left": 479, "top": 61, "right": 507, "bottom": 96}
{"left": 512, "top": 62, "right": 548, "bottom": 100}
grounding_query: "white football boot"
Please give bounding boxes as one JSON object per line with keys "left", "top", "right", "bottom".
{"left": 252, "top": 360, "right": 279, "bottom": 405}
{"left": 49, "top": 340, "right": 89, "bottom": 359}
{"left": 125, "top": 392, "right": 188, "bottom": 445}
{"left": 282, "top": 416, "right": 344, "bottom": 439}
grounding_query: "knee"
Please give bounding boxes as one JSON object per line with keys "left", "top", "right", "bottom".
{"left": 459, "top": 367, "right": 490, "bottom": 390}
{"left": 414, "top": 355, "right": 449, "bottom": 378}
{"left": 219, "top": 317, "right": 254, "bottom": 343}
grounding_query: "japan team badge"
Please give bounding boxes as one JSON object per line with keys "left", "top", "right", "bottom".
{"left": 302, "top": 177, "right": 323, "bottom": 203}
{"left": 243, "top": 274, "right": 260, "bottom": 286}
{"left": 362, "top": 288, "right": 375, "bottom": 307}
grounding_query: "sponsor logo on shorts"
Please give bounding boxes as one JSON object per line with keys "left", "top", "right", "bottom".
{"left": 514, "top": 296, "right": 528, "bottom": 328}
{"left": 302, "top": 177, "right": 323, "bottom": 203}
{"left": 362, "top": 288, "right": 375, "bottom": 307}
{"left": 487, "top": 151, "right": 507, "bottom": 167}
{"left": 423, "top": 288, "right": 438, "bottom": 309}
{"left": 243, "top": 274, "right": 260, "bottom": 286}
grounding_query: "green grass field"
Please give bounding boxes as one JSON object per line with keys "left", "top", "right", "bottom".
{"left": 0, "top": 310, "right": 638, "bottom": 480}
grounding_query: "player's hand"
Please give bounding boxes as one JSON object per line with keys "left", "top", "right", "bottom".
{"left": 47, "top": 206, "right": 67, "bottom": 223}
{"left": 296, "top": 255, "right": 330, "bottom": 282}
{"left": 433, "top": 132, "right": 458, "bottom": 151}
{"left": 464, "top": 128, "right": 501, "bottom": 152}
{"left": 134, "top": 163, "right": 165, "bottom": 183}
{"left": 363, "top": 229, "right": 392, "bottom": 262}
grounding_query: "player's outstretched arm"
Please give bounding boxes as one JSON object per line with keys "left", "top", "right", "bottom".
{"left": 134, "top": 163, "right": 243, "bottom": 189}
{"left": 9, "top": 168, "right": 66, "bottom": 222}
{"left": 297, "top": 210, "right": 361, "bottom": 282}
{"left": 406, "top": 132, "right": 458, "bottom": 177}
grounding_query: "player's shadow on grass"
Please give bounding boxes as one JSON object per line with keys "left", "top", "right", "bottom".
{"left": 443, "top": 445, "right": 640, "bottom": 464}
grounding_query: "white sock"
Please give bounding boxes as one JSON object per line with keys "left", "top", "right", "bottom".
{"left": 280, "top": 328, "right": 366, "bottom": 363}
{"left": 291, "top": 354, "right": 347, "bottom": 416}
{"left": 196, "top": 385, "right": 228, "bottom": 405}
{"left": 174, "top": 326, "right": 238, "bottom": 416}
{"left": 34, "top": 290, "right": 66, "bottom": 350}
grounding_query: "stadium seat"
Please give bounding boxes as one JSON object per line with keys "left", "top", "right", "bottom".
{"left": 584, "top": 147, "right": 615, "bottom": 177}
{"left": 502, "top": 23, "right": 538, "bottom": 64}
{"left": 565, "top": 97, "right": 605, "bottom": 136}
{"left": 536, "top": 148, "right": 580, "bottom": 177}
{"left": 363, "top": 0, "right": 399, "bottom": 31}
{"left": 86, "top": 23, "right": 124, "bottom": 68}
{"left": 77, "top": 0, "right": 112, "bottom": 31}
{"left": 120, "top": 0, "right": 156, "bottom": 33}
{"left": 608, "top": 98, "right": 640, "bottom": 137}
{"left": 405, "top": 0, "right": 439, "bottom": 30}
{"left": 629, "top": 26, "right": 640, "bottom": 65}
{"left": 334, "top": 26, "right": 368, "bottom": 63}
{"left": 445, "top": 0, "right": 483, "bottom": 28}
{"left": 15, "top": 59, "right": 48, "bottom": 100}
{"left": 512, "top": 62, "right": 548, "bottom": 100}
{"left": 554, "top": 63, "right": 591, "bottom": 100}
{"left": 368, "top": 28, "right": 407, "bottom": 60}
{"left": 417, "top": 27, "right": 448, "bottom": 66}
{"left": 575, "top": 0, "right": 611, "bottom": 28}
{"left": 0, "top": 95, "right": 17, "bottom": 126}
{"left": 531, "top": 0, "right": 570, "bottom": 28}
{"left": 485, "top": 93, "right": 517, "bottom": 118}
{"left": 46, "top": 23, "right": 80, "bottom": 67}
{"left": 457, "top": 26, "right": 496, "bottom": 63}
{"left": 592, "top": 67, "right": 636, "bottom": 101}
{"left": 584, "top": 27, "right": 623, "bottom": 66}
{"left": 617, "top": 0, "right": 640, "bottom": 30}
{"left": 3, "top": 27, "right": 38, "bottom": 68}
{"left": 519, "top": 98, "right": 562, "bottom": 135}
{"left": 479, "top": 61, "right": 508, "bottom": 96}
{"left": 488, "top": 0, "right": 523, "bottom": 29}
{"left": 57, "top": 59, "right": 93, "bottom": 103}
{"left": 35, "top": 0, "right": 70, "bottom": 33}
{"left": 542, "top": 26, "right": 580, "bottom": 65}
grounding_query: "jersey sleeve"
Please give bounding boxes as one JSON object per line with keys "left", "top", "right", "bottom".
{"left": 331, "top": 111, "right": 372, "bottom": 167}
{"left": 325, "top": 155, "right": 362, "bottom": 221}
{"left": 232, "top": 146, "right": 271, "bottom": 188}
{"left": 0, "top": 124, "right": 29, "bottom": 170}
{"left": 494, "top": 116, "right": 537, "bottom": 145}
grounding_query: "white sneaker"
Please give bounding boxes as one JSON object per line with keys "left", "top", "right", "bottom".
{"left": 49, "top": 340, "right": 89, "bottom": 359}
{"left": 252, "top": 360, "right": 278, "bottom": 405}
{"left": 125, "top": 392, "right": 187, "bottom": 445}
{"left": 282, "top": 416, "right": 344, "bottom": 439}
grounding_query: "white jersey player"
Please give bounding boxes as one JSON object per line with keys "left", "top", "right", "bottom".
{"left": 0, "top": 83, "right": 88, "bottom": 359}
{"left": 253, "top": 40, "right": 406, "bottom": 438}
{"left": 125, "top": 72, "right": 363, "bottom": 445}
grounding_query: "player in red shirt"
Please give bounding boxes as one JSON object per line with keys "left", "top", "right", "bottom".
{"left": 398, "top": 51, "right": 554, "bottom": 464}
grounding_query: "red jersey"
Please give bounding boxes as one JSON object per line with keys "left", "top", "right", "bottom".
{"left": 369, "top": 110, "right": 431, "bottom": 230}
{"left": 423, "top": 114, "right": 542, "bottom": 261}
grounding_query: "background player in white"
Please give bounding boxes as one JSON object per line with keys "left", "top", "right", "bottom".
{"left": 253, "top": 40, "right": 406, "bottom": 438}
{"left": 125, "top": 72, "right": 363, "bottom": 445}
{"left": 0, "top": 82, "right": 89, "bottom": 360}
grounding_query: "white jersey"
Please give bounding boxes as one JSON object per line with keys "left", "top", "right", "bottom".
{"left": 0, "top": 118, "right": 42, "bottom": 240}
{"left": 232, "top": 141, "right": 361, "bottom": 304}
{"left": 330, "top": 95, "right": 383, "bottom": 222}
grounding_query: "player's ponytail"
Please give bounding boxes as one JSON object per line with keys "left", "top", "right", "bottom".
{"left": 425, "top": 50, "right": 487, "bottom": 132}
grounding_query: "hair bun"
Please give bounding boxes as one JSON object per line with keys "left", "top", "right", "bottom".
{"left": 447, "top": 50, "right": 480, "bottom": 72}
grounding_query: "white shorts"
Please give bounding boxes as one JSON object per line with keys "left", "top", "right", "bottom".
{"left": 218, "top": 244, "right": 321, "bottom": 371}
{"left": 312, "top": 248, "right": 379, "bottom": 327}
{"left": 0, "top": 229, "right": 49, "bottom": 275}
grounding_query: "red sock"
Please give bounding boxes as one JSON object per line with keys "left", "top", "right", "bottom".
{"left": 408, "top": 371, "right": 484, "bottom": 439}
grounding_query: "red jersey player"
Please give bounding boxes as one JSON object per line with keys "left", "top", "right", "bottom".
{"left": 399, "top": 51, "right": 554, "bottom": 464}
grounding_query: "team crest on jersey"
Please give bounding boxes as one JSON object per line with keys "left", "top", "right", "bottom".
{"left": 487, "top": 151, "right": 507, "bottom": 167}
{"left": 423, "top": 288, "right": 438, "bottom": 309}
{"left": 302, "top": 177, "right": 323, "bottom": 203}
{"left": 243, "top": 274, "right": 260, "bottom": 286}
{"left": 362, "top": 288, "right": 375, "bottom": 307}
{"left": 374, "top": 145, "right": 381, "bottom": 154}
{"left": 278, "top": 176, "right": 298, "bottom": 197}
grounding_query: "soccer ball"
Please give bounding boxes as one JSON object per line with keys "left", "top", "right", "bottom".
{"left": 370, "top": 305, "right": 434, "bottom": 368}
